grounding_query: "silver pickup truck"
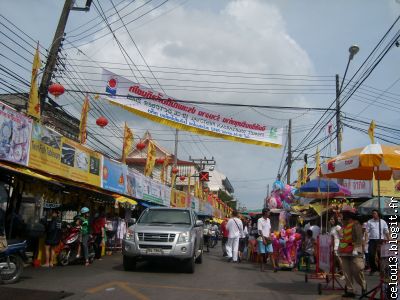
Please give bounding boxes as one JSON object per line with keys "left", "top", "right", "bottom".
{"left": 122, "top": 207, "right": 204, "bottom": 273}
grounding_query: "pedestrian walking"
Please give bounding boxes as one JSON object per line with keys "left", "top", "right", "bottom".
{"left": 226, "top": 210, "right": 243, "bottom": 263}
{"left": 329, "top": 215, "right": 344, "bottom": 278}
{"left": 92, "top": 208, "right": 106, "bottom": 260}
{"left": 338, "top": 210, "right": 367, "bottom": 298}
{"left": 43, "top": 209, "right": 62, "bottom": 267}
{"left": 203, "top": 219, "right": 212, "bottom": 252}
{"left": 257, "top": 208, "right": 277, "bottom": 272}
{"left": 366, "top": 209, "right": 389, "bottom": 276}
{"left": 79, "top": 207, "right": 91, "bottom": 266}
{"left": 221, "top": 218, "right": 229, "bottom": 257}
{"left": 238, "top": 218, "right": 248, "bottom": 262}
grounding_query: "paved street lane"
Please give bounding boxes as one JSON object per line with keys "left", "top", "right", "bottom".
{"left": 1, "top": 247, "right": 375, "bottom": 300}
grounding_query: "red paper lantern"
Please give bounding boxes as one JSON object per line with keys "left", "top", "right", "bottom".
{"left": 48, "top": 83, "right": 65, "bottom": 97}
{"left": 136, "top": 142, "right": 146, "bottom": 151}
{"left": 171, "top": 167, "right": 179, "bottom": 174}
{"left": 179, "top": 175, "right": 186, "bottom": 181}
{"left": 96, "top": 116, "right": 108, "bottom": 128}
{"left": 156, "top": 158, "right": 165, "bottom": 164}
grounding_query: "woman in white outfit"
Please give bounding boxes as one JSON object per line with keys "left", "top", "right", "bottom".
{"left": 226, "top": 210, "right": 243, "bottom": 262}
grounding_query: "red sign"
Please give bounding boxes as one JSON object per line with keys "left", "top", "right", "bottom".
{"left": 199, "top": 171, "right": 209, "bottom": 182}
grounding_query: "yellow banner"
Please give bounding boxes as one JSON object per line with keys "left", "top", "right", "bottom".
{"left": 144, "top": 141, "right": 156, "bottom": 177}
{"left": 79, "top": 95, "right": 90, "bottom": 144}
{"left": 27, "top": 43, "right": 41, "bottom": 119}
{"left": 121, "top": 122, "right": 133, "bottom": 164}
{"left": 373, "top": 178, "right": 400, "bottom": 197}
{"left": 29, "top": 122, "right": 102, "bottom": 187}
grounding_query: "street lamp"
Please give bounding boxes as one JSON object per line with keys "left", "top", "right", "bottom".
{"left": 336, "top": 44, "right": 360, "bottom": 155}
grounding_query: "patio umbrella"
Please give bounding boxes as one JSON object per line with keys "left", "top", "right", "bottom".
{"left": 357, "top": 197, "right": 399, "bottom": 216}
{"left": 297, "top": 179, "right": 351, "bottom": 198}
{"left": 321, "top": 143, "right": 400, "bottom": 239}
{"left": 297, "top": 179, "right": 350, "bottom": 232}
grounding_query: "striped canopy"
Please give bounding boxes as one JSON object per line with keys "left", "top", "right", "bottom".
{"left": 321, "top": 144, "right": 400, "bottom": 180}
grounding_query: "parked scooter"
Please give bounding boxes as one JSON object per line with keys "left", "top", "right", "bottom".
{"left": 57, "top": 226, "right": 95, "bottom": 266}
{"left": 0, "top": 240, "right": 27, "bottom": 284}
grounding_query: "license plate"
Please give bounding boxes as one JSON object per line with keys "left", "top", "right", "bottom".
{"left": 146, "top": 248, "right": 163, "bottom": 255}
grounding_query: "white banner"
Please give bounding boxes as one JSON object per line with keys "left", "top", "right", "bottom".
{"left": 342, "top": 179, "right": 372, "bottom": 198}
{"left": 102, "top": 69, "right": 283, "bottom": 148}
{"left": 318, "top": 234, "right": 332, "bottom": 272}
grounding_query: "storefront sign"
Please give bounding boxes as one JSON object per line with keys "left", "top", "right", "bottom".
{"left": 0, "top": 102, "right": 32, "bottom": 166}
{"left": 342, "top": 179, "right": 372, "bottom": 198}
{"left": 143, "top": 179, "right": 163, "bottom": 205}
{"left": 102, "top": 157, "right": 126, "bottom": 193}
{"left": 29, "top": 122, "right": 102, "bottom": 186}
{"left": 102, "top": 69, "right": 283, "bottom": 148}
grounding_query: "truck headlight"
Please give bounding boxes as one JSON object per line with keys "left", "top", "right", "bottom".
{"left": 125, "top": 228, "right": 135, "bottom": 240}
{"left": 177, "top": 231, "right": 190, "bottom": 244}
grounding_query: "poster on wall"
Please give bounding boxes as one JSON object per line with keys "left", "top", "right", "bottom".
{"left": 102, "top": 157, "right": 126, "bottom": 193}
{"left": 0, "top": 102, "right": 32, "bottom": 166}
{"left": 163, "top": 186, "right": 171, "bottom": 207}
{"left": 29, "top": 122, "right": 102, "bottom": 186}
{"left": 61, "top": 138, "right": 102, "bottom": 186}
{"left": 29, "top": 122, "right": 62, "bottom": 171}
{"left": 126, "top": 168, "right": 143, "bottom": 199}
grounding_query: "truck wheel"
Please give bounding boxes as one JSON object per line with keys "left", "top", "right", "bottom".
{"left": 123, "top": 256, "right": 136, "bottom": 271}
{"left": 195, "top": 248, "right": 203, "bottom": 264}
{"left": 183, "top": 255, "right": 195, "bottom": 273}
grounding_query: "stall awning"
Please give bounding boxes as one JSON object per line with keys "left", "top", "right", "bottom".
{"left": 138, "top": 200, "right": 160, "bottom": 208}
{"left": 115, "top": 195, "right": 137, "bottom": 205}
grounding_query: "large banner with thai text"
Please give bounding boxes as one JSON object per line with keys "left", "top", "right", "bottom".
{"left": 342, "top": 179, "right": 372, "bottom": 198}
{"left": 29, "top": 122, "right": 102, "bottom": 186}
{"left": 102, "top": 69, "right": 283, "bottom": 148}
{"left": 0, "top": 102, "right": 32, "bottom": 166}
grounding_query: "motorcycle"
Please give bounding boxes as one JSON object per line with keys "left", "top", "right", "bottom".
{"left": 0, "top": 240, "right": 27, "bottom": 284}
{"left": 57, "top": 226, "right": 95, "bottom": 266}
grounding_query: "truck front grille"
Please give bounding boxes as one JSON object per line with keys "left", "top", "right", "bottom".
{"left": 137, "top": 233, "right": 176, "bottom": 242}
{"left": 138, "top": 244, "right": 173, "bottom": 250}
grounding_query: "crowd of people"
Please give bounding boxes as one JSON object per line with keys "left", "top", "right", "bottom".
{"left": 209, "top": 207, "right": 390, "bottom": 299}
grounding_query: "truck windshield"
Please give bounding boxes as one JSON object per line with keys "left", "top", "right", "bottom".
{"left": 138, "top": 210, "right": 191, "bottom": 225}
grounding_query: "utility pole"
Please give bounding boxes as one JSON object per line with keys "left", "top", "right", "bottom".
{"left": 174, "top": 129, "right": 179, "bottom": 166}
{"left": 287, "top": 119, "right": 292, "bottom": 184}
{"left": 39, "top": 0, "right": 93, "bottom": 116}
{"left": 335, "top": 74, "right": 341, "bottom": 155}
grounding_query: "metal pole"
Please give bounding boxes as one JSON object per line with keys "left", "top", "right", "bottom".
{"left": 287, "top": 119, "right": 292, "bottom": 184}
{"left": 39, "top": 0, "right": 74, "bottom": 116}
{"left": 174, "top": 129, "right": 178, "bottom": 166}
{"left": 335, "top": 74, "right": 342, "bottom": 155}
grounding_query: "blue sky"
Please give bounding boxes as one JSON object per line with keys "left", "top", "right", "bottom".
{"left": 1, "top": 0, "right": 400, "bottom": 209}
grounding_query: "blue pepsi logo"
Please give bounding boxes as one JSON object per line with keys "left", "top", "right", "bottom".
{"left": 106, "top": 78, "right": 117, "bottom": 96}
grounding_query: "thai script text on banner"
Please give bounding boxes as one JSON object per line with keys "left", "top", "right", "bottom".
{"left": 102, "top": 69, "right": 283, "bottom": 148}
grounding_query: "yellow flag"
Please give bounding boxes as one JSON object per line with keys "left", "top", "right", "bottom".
{"left": 121, "top": 122, "right": 134, "bottom": 164}
{"left": 315, "top": 146, "right": 321, "bottom": 176}
{"left": 296, "top": 168, "right": 302, "bottom": 188}
{"left": 368, "top": 120, "right": 376, "bottom": 144}
{"left": 79, "top": 95, "right": 90, "bottom": 144}
{"left": 171, "top": 172, "right": 177, "bottom": 188}
{"left": 302, "top": 163, "right": 308, "bottom": 184}
{"left": 144, "top": 141, "right": 156, "bottom": 177}
{"left": 187, "top": 173, "right": 192, "bottom": 195}
{"left": 160, "top": 156, "right": 171, "bottom": 184}
{"left": 27, "top": 43, "right": 41, "bottom": 119}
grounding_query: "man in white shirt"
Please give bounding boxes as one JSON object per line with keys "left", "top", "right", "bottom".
{"left": 226, "top": 210, "right": 243, "bottom": 263}
{"left": 257, "top": 208, "right": 277, "bottom": 272}
{"left": 366, "top": 209, "right": 389, "bottom": 275}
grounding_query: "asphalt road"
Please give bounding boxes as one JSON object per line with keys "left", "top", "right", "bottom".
{"left": 1, "top": 246, "right": 380, "bottom": 300}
